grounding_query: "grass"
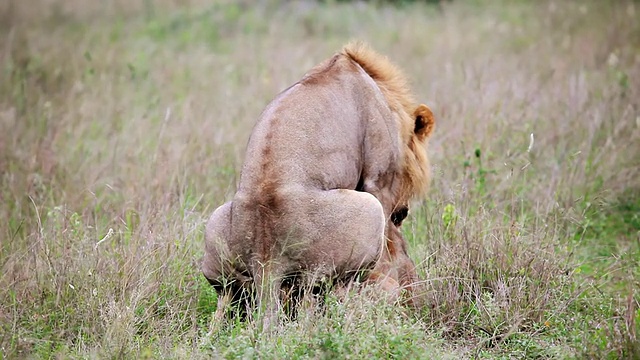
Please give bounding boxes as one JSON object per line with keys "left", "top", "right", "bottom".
{"left": 1, "top": 0, "right": 639, "bottom": 358}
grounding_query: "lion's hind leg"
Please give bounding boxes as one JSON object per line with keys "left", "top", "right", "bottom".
{"left": 296, "top": 189, "right": 386, "bottom": 281}
{"left": 202, "top": 202, "right": 253, "bottom": 322}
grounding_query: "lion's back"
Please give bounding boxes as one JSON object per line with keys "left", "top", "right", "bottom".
{"left": 236, "top": 55, "right": 377, "bottom": 196}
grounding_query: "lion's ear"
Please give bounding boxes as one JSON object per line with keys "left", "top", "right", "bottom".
{"left": 413, "top": 104, "right": 435, "bottom": 140}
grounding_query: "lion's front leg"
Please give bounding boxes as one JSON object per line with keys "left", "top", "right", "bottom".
{"left": 367, "top": 221, "right": 423, "bottom": 306}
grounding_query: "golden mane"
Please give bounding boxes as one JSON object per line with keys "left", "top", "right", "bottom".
{"left": 342, "top": 41, "right": 432, "bottom": 202}
{"left": 341, "top": 41, "right": 415, "bottom": 118}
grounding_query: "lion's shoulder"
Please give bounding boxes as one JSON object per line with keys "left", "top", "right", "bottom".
{"left": 341, "top": 42, "right": 415, "bottom": 116}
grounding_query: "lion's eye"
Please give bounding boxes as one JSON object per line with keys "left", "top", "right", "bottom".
{"left": 391, "top": 206, "right": 409, "bottom": 227}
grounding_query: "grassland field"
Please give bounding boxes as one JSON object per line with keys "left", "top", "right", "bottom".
{"left": 0, "top": 0, "right": 639, "bottom": 358}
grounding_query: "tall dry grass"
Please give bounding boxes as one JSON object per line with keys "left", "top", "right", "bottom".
{"left": 1, "top": 0, "right": 639, "bottom": 358}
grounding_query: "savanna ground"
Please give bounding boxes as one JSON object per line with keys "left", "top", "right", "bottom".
{"left": 1, "top": 0, "right": 639, "bottom": 358}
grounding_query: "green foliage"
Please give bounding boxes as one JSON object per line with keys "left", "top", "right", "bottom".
{"left": 441, "top": 203, "right": 458, "bottom": 238}
{"left": 462, "top": 147, "right": 496, "bottom": 207}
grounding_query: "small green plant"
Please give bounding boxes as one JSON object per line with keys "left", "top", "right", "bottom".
{"left": 463, "top": 147, "right": 495, "bottom": 203}
{"left": 442, "top": 203, "right": 458, "bottom": 238}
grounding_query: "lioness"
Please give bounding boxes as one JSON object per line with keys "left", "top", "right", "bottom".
{"left": 203, "top": 42, "right": 435, "bottom": 322}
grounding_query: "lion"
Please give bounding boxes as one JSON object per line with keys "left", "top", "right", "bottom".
{"left": 202, "top": 42, "right": 435, "bottom": 323}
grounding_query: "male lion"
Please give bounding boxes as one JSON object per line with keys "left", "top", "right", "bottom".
{"left": 202, "top": 42, "right": 435, "bottom": 322}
